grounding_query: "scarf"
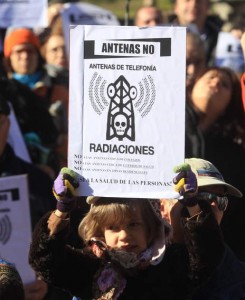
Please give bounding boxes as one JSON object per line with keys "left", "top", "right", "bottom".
{"left": 88, "top": 220, "right": 172, "bottom": 300}
{"left": 13, "top": 71, "right": 43, "bottom": 89}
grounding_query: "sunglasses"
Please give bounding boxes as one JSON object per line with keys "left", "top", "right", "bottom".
{"left": 197, "top": 192, "right": 228, "bottom": 211}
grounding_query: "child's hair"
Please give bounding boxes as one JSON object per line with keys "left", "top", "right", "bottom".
{"left": 78, "top": 198, "right": 161, "bottom": 246}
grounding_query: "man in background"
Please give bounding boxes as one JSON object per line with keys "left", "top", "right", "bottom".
{"left": 168, "top": 0, "right": 223, "bottom": 65}
{"left": 135, "top": 5, "right": 164, "bottom": 27}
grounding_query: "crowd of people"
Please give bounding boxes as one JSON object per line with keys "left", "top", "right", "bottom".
{"left": 1, "top": 0, "right": 245, "bottom": 299}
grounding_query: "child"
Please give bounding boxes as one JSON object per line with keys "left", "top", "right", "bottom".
{"left": 29, "top": 166, "right": 224, "bottom": 300}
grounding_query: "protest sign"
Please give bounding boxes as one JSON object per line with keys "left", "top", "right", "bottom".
{"left": 61, "top": 2, "right": 119, "bottom": 27}
{"left": 0, "top": 0, "right": 47, "bottom": 28}
{"left": 69, "top": 25, "right": 186, "bottom": 199}
{"left": 215, "top": 31, "right": 244, "bottom": 74}
{"left": 61, "top": 3, "right": 119, "bottom": 57}
{"left": 0, "top": 175, "right": 35, "bottom": 284}
{"left": 7, "top": 104, "right": 31, "bottom": 163}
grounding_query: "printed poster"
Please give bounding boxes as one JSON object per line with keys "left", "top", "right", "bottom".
{"left": 0, "top": 0, "right": 47, "bottom": 28}
{"left": 7, "top": 103, "right": 31, "bottom": 163}
{"left": 61, "top": 2, "right": 119, "bottom": 27}
{"left": 61, "top": 3, "right": 120, "bottom": 58}
{"left": 69, "top": 25, "right": 186, "bottom": 199}
{"left": 0, "top": 175, "right": 35, "bottom": 284}
{"left": 215, "top": 31, "right": 244, "bottom": 74}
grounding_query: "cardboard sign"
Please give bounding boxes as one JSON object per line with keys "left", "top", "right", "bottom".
{"left": 61, "top": 3, "right": 120, "bottom": 58}
{"left": 7, "top": 104, "right": 31, "bottom": 163}
{"left": 61, "top": 2, "right": 120, "bottom": 26}
{"left": 0, "top": 175, "right": 35, "bottom": 284}
{"left": 69, "top": 25, "right": 186, "bottom": 199}
{"left": 215, "top": 31, "right": 244, "bottom": 74}
{"left": 0, "top": 0, "right": 47, "bottom": 28}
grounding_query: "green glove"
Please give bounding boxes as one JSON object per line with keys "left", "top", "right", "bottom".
{"left": 173, "top": 163, "right": 198, "bottom": 207}
{"left": 53, "top": 167, "right": 80, "bottom": 212}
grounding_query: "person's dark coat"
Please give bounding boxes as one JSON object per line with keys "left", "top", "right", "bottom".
{"left": 185, "top": 102, "right": 204, "bottom": 158}
{"left": 29, "top": 201, "right": 224, "bottom": 300}
{"left": 203, "top": 129, "right": 245, "bottom": 262}
{"left": 0, "top": 77, "right": 58, "bottom": 146}
{"left": 192, "top": 245, "right": 245, "bottom": 300}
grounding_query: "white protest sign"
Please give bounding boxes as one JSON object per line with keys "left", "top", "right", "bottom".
{"left": 0, "top": 0, "right": 47, "bottom": 28}
{"left": 0, "top": 175, "right": 35, "bottom": 284}
{"left": 215, "top": 31, "right": 244, "bottom": 74}
{"left": 61, "top": 3, "right": 119, "bottom": 57}
{"left": 7, "top": 104, "right": 31, "bottom": 163}
{"left": 62, "top": 2, "right": 120, "bottom": 26}
{"left": 69, "top": 25, "right": 186, "bottom": 199}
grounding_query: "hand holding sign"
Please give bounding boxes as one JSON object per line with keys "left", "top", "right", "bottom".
{"left": 173, "top": 163, "right": 198, "bottom": 207}
{"left": 53, "top": 168, "right": 80, "bottom": 213}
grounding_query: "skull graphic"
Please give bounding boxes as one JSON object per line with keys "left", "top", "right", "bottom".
{"left": 113, "top": 113, "right": 128, "bottom": 137}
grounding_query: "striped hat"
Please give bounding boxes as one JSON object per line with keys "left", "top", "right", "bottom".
{"left": 0, "top": 258, "right": 24, "bottom": 299}
{"left": 185, "top": 158, "right": 242, "bottom": 197}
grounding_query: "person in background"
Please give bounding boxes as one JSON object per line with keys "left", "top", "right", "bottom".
{"left": 134, "top": 5, "right": 164, "bottom": 27}
{"left": 161, "top": 158, "right": 245, "bottom": 300}
{"left": 0, "top": 98, "right": 72, "bottom": 299}
{"left": 3, "top": 27, "right": 68, "bottom": 171}
{"left": 39, "top": 15, "right": 69, "bottom": 168}
{"left": 3, "top": 28, "right": 45, "bottom": 90}
{"left": 0, "top": 98, "right": 56, "bottom": 227}
{"left": 0, "top": 76, "right": 59, "bottom": 178}
{"left": 3, "top": 26, "right": 68, "bottom": 110}
{"left": 40, "top": 15, "right": 69, "bottom": 88}
{"left": 184, "top": 31, "right": 207, "bottom": 158}
{"left": 186, "top": 31, "right": 207, "bottom": 97}
{"left": 168, "top": 0, "right": 222, "bottom": 65}
{"left": 189, "top": 66, "right": 244, "bottom": 135}
{"left": 188, "top": 66, "right": 245, "bottom": 261}
{"left": 223, "top": 3, "right": 245, "bottom": 40}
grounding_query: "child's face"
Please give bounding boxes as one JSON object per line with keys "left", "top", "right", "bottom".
{"left": 103, "top": 204, "right": 149, "bottom": 255}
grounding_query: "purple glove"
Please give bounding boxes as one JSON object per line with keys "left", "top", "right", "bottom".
{"left": 53, "top": 167, "right": 80, "bottom": 212}
{"left": 173, "top": 163, "right": 198, "bottom": 207}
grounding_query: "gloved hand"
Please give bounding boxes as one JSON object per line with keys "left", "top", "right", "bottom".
{"left": 173, "top": 163, "right": 198, "bottom": 207}
{"left": 53, "top": 167, "right": 80, "bottom": 213}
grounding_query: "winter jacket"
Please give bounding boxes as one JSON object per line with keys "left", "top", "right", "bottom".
{"left": 29, "top": 201, "right": 224, "bottom": 300}
{"left": 192, "top": 245, "right": 245, "bottom": 300}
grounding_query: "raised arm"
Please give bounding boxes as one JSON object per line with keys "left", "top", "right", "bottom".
{"left": 29, "top": 168, "right": 101, "bottom": 299}
{"left": 173, "top": 163, "right": 225, "bottom": 284}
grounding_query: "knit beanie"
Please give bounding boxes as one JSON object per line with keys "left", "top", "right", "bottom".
{"left": 0, "top": 258, "right": 25, "bottom": 300}
{"left": 4, "top": 28, "right": 40, "bottom": 58}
